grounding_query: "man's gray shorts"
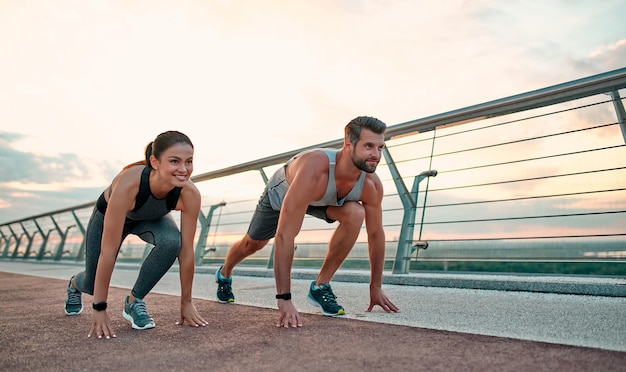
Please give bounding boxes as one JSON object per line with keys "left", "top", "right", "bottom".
{"left": 247, "top": 189, "right": 334, "bottom": 241}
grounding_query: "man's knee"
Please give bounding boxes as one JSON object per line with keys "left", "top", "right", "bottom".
{"left": 333, "top": 202, "right": 365, "bottom": 225}
{"left": 240, "top": 235, "right": 269, "bottom": 255}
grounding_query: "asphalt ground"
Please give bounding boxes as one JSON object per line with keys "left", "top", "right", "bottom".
{"left": 0, "top": 260, "right": 625, "bottom": 371}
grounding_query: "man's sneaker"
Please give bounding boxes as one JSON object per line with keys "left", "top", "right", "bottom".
{"left": 122, "top": 296, "right": 155, "bottom": 330}
{"left": 215, "top": 266, "right": 235, "bottom": 303}
{"left": 64, "top": 276, "right": 83, "bottom": 315}
{"left": 307, "top": 281, "right": 345, "bottom": 316}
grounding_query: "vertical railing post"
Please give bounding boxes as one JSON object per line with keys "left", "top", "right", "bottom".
{"left": 33, "top": 220, "right": 54, "bottom": 260}
{"left": 49, "top": 215, "right": 75, "bottom": 261}
{"left": 609, "top": 90, "right": 626, "bottom": 144}
{"left": 383, "top": 148, "right": 437, "bottom": 274}
{"left": 8, "top": 225, "right": 23, "bottom": 259}
{"left": 20, "top": 222, "right": 37, "bottom": 259}
{"left": 194, "top": 202, "right": 227, "bottom": 266}
{"left": 0, "top": 229, "right": 9, "bottom": 258}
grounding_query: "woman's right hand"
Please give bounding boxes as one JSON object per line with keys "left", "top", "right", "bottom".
{"left": 88, "top": 310, "right": 116, "bottom": 339}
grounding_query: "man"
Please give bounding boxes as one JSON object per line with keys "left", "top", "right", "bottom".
{"left": 215, "top": 116, "right": 399, "bottom": 328}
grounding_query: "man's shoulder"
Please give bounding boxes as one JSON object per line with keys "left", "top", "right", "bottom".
{"left": 361, "top": 172, "right": 383, "bottom": 198}
{"left": 293, "top": 149, "right": 331, "bottom": 166}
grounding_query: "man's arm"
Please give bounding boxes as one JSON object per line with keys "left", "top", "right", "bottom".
{"left": 273, "top": 152, "right": 327, "bottom": 327}
{"left": 362, "top": 174, "right": 400, "bottom": 313}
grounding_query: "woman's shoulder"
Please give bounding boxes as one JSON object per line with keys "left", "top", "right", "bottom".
{"left": 177, "top": 180, "right": 201, "bottom": 213}
{"left": 181, "top": 180, "right": 200, "bottom": 199}
{"left": 111, "top": 165, "right": 144, "bottom": 191}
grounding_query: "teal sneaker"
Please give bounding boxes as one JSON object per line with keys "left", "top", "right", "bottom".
{"left": 215, "top": 266, "right": 235, "bottom": 303}
{"left": 307, "top": 281, "right": 345, "bottom": 316}
{"left": 64, "top": 276, "right": 83, "bottom": 315}
{"left": 122, "top": 296, "right": 155, "bottom": 330}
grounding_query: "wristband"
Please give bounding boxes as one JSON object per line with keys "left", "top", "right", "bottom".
{"left": 275, "top": 292, "right": 292, "bottom": 300}
{"left": 92, "top": 301, "right": 108, "bottom": 311}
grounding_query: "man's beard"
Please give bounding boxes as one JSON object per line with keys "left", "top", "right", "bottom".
{"left": 351, "top": 151, "right": 378, "bottom": 173}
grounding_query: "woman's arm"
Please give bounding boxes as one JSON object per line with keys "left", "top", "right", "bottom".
{"left": 177, "top": 183, "right": 201, "bottom": 302}
{"left": 93, "top": 169, "right": 138, "bottom": 303}
{"left": 176, "top": 182, "right": 207, "bottom": 326}
{"left": 88, "top": 167, "right": 139, "bottom": 338}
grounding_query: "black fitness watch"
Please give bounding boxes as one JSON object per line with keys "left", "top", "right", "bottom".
{"left": 275, "top": 293, "right": 292, "bottom": 300}
{"left": 92, "top": 301, "right": 108, "bottom": 311}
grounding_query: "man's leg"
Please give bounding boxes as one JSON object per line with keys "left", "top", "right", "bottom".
{"left": 220, "top": 235, "right": 269, "bottom": 277}
{"left": 316, "top": 201, "right": 365, "bottom": 284}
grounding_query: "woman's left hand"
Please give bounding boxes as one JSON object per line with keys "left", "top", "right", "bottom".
{"left": 176, "top": 301, "right": 208, "bottom": 327}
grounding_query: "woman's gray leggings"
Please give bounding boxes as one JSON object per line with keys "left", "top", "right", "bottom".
{"left": 73, "top": 207, "right": 181, "bottom": 299}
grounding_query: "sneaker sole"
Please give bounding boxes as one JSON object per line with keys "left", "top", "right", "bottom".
{"left": 306, "top": 294, "right": 345, "bottom": 317}
{"left": 64, "top": 305, "right": 83, "bottom": 316}
{"left": 122, "top": 310, "right": 155, "bottom": 330}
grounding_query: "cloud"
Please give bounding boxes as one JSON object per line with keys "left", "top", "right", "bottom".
{"left": 0, "top": 131, "right": 118, "bottom": 223}
{"left": 586, "top": 39, "right": 626, "bottom": 72}
{"left": 0, "top": 131, "right": 106, "bottom": 184}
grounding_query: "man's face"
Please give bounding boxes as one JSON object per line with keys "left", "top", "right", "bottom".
{"left": 350, "top": 128, "right": 385, "bottom": 173}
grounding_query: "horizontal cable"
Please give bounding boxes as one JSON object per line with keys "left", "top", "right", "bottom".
{"left": 423, "top": 188, "right": 626, "bottom": 209}
{"left": 429, "top": 166, "right": 625, "bottom": 192}
{"left": 425, "top": 233, "right": 626, "bottom": 242}
{"left": 420, "top": 210, "right": 626, "bottom": 225}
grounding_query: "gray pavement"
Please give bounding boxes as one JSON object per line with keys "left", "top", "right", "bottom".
{"left": 1, "top": 260, "right": 625, "bottom": 352}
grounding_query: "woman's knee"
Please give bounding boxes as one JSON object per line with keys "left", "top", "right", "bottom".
{"left": 155, "top": 232, "right": 182, "bottom": 256}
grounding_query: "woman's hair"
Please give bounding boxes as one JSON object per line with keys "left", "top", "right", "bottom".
{"left": 344, "top": 116, "right": 387, "bottom": 145}
{"left": 123, "top": 131, "right": 194, "bottom": 170}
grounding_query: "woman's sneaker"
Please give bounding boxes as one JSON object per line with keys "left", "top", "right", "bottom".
{"left": 64, "top": 276, "right": 83, "bottom": 315}
{"left": 122, "top": 296, "right": 155, "bottom": 330}
{"left": 307, "top": 281, "right": 345, "bottom": 316}
{"left": 215, "top": 266, "right": 235, "bottom": 303}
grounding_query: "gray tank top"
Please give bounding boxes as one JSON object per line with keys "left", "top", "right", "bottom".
{"left": 266, "top": 148, "right": 366, "bottom": 211}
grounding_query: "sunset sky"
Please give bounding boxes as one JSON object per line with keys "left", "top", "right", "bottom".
{"left": 1, "top": 0, "right": 625, "bottom": 223}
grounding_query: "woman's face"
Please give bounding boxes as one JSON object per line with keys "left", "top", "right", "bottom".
{"left": 152, "top": 142, "right": 194, "bottom": 187}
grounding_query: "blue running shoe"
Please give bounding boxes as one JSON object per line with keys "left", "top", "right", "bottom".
{"left": 64, "top": 276, "right": 83, "bottom": 315}
{"left": 307, "top": 281, "right": 345, "bottom": 316}
{"left": 122, "top": 296, "right": 155, "bottom": 330}
{"left": 215, "top": 266, "right": 235, "bottom": 303}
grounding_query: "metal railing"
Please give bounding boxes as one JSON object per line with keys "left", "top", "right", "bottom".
{"left": 2, "top": 68, "right": 626, "bottom": 275}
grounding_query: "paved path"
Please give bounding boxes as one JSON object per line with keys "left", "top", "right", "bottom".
{"left": 0, "top": 260, "right": 625, "bottom": 371}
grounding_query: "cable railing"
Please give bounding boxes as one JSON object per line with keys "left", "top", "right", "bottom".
{"left": 1, "top": 68, "right": 626, "bottom": 276}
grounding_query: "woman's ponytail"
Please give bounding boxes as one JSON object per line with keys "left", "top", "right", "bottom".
{"left": 122, "top": 141, "right": 152, "bottom": 170}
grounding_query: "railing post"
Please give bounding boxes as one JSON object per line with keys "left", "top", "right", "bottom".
{"left": 383, "top": 148, "right": 437, "bottom": 274}
{"left": 49, "top": 215, "right": 75, "bottom": 261}
{"left": 8, "top": 225, "right": 23, "bottom": 259}
{"left": 33, "top": 220, "right": 54, "bottom": 260}
{"left": 20, "top": 222, "right": 37, "bottom": 259}
{"left": 0, "top": 229, "right": 9, "bottom": 257}
{"left": 194, "top": 202, "right": 227, "bottom": 266}
{"left": 609, "top": 90, "right": 626, "bottom": 144}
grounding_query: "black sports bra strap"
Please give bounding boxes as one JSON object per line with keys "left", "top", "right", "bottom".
{"left": 132, "top": 166, "right": 152, "bottom": 212}
{"left": 166, "top": 187, "right": 182, "bottom": 210}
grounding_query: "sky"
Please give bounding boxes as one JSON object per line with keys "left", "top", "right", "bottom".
{"left": 1, "top": 0, "right": 625, "bottom": 224}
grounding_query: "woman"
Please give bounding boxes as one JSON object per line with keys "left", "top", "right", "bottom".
{"left": 64, "top": 130, "right": 207, "bottom": 339}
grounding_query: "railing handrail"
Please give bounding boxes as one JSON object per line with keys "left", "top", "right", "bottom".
{"left": 192, "top": 67, "right": 626, "bottom": 182}
{"left": 3, "top": 67, "right": 626, "bottom": 226}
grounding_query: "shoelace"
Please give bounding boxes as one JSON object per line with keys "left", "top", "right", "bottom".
{"left": 219, "top": 281, "right": 232, "bottom": 294}
{"left": 67, "top": 288, "right": 81, "bottom": 305}
{"left": 132, "top": 299, "right": 149, "bottom": 316}
{"left": 318, "top": 284, "right": 339, "bottom": 305}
